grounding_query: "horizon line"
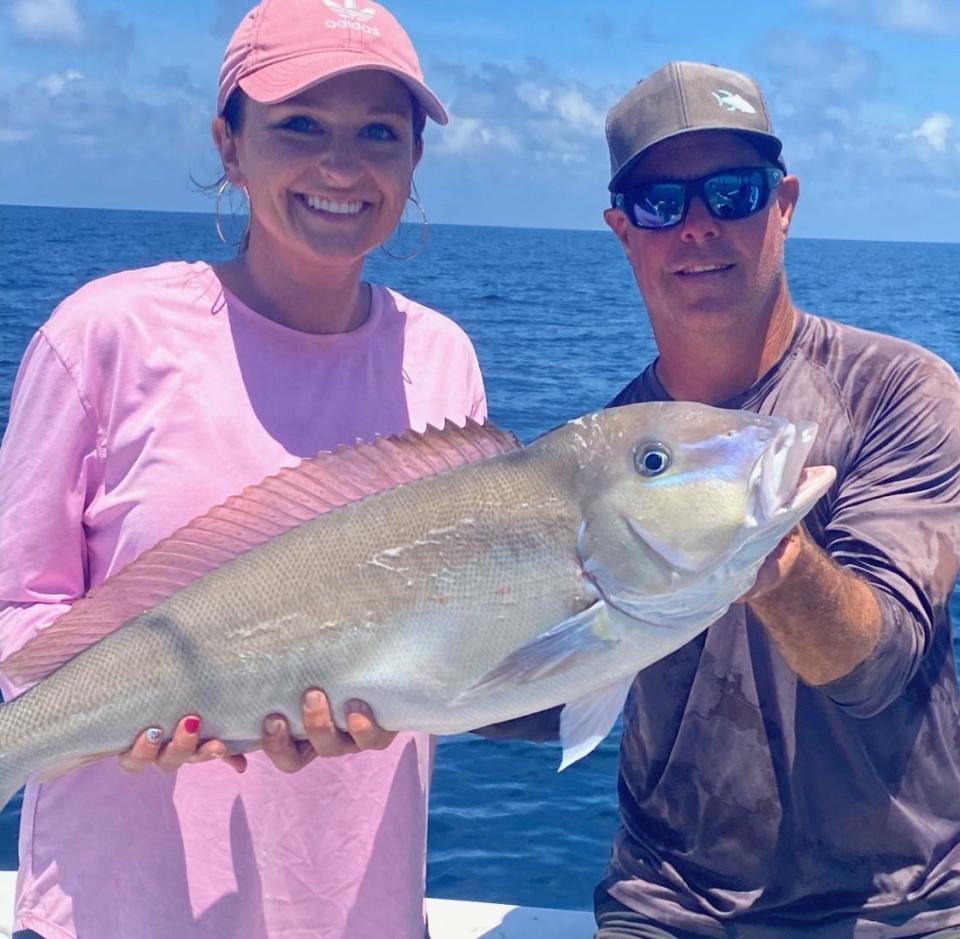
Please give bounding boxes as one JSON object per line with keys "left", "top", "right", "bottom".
{"left": 0, "top": 202, "right": 957, "bottom": 248}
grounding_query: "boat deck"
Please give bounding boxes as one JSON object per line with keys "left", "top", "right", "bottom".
{"left": 0, "top": 871, "right": 594, "bottom": 938}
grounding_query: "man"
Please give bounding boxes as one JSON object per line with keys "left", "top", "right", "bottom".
{"left": 488, "top": 61, "right": 960, "bottom": 937}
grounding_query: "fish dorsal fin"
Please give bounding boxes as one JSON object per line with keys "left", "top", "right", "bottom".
{"left": 1, "top": 419, "right": 521, "bottom": 687}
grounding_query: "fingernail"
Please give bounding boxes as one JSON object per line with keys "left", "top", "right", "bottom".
{"left": 145, "top": 727, "right": 163, "bottom": 745}
{"left": 304, "top": 690, "right": 325, "bottom": 709}
{"left": 264, "top": 717, "right": 283, "bottom": 735}
{"left": 346, "top": 699, "right": 369, "bottom": 716}
{"left": 184, "top": 716, "right": 201, "bottom": 735}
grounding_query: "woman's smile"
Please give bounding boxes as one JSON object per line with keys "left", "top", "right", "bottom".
{"left": 296, "top": 193, "right": 370, "bottom": 215}
{"left": 294, "top": 192, "right": 370, "bottom": 218}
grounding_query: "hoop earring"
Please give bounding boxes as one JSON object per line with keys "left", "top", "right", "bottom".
{"left": 215, "top": 179, "right": 250, "bottom": 247}
{"left": 381, "top": 186, "right": 429, "bottom": 261}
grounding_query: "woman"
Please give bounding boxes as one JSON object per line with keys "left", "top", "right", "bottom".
{"left": 0, "top": 2, "right": 485, "bottom": 936}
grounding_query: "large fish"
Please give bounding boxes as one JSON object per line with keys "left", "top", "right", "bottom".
{"left": 0, "top": 402, "right": 834, "bottom": 807}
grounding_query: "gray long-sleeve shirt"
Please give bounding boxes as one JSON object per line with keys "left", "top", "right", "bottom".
{"left": 602, "top": 312, "right": 960, "bottom": 937}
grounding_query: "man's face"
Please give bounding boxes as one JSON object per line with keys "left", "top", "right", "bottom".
{"left": 604, "top": 131, "right": 799, "bottom": 341}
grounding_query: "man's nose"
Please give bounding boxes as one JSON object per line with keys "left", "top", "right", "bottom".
{"left": 678, "top": 194, "right": 718, "bottom": 242}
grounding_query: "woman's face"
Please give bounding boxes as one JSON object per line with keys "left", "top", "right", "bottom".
{"left": 215, "top": 70, "right": 422, "bottom": 268}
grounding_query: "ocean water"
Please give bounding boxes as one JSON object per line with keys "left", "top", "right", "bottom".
{"left": 0, "top": 204, "right": 958, "bottom": 911}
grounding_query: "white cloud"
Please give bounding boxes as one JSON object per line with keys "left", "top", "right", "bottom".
{"left": 553, "top": 90, "right": 605, "bottom": 132}
{"left": 884, "top": 0, "right": 957, "bottom": 30}
{"left": 912, "top": 113, "right": 953, "bottom": 151}
{"left": 0, "top": 67, "right": 211, "bottom": 161}
{"left": 516, "top": 82, "right": 550, "bottom": 113}
{"left": 10, "top": 0, "right": 85, "bottom": 44}
{"left": 747, "top": 28, "right": 960, "bottom": 231}
{"left": 431, "top": 60, "right": 615, "bottom": 173}
{"left": 0, "top": 56, "right": 225, "bottom": 212}
{"left": 7, "top": 2, "right": 135, "bottom": 66}
{"left": 515, "top": 83, "right": 604, "bottom": 130}
{"left": 806, "top": 0, "right": 960, "bottom": 34}
{"left": 435, "top": 115, "right": 521, "bottom": 155}
{"left": 36, "top": 69, "right": 85, "bottom": 96}
{"left": 752, "top": 32, "right": 882, "bottom": 167}
{"left": 757, "top": 32, "right": 882, "bottom": 106}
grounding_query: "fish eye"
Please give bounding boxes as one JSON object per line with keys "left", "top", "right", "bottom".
{"left": 635, "top": 443, "right": 671, "bottom": 477}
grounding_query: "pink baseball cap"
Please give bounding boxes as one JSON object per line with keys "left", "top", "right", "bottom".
{"left": 217, "top": 0, "right": 448, "bottom": 125}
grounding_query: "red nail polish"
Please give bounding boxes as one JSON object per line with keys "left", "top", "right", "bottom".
{"left": 184, "top": 716, "right": 201, "bottom": 735}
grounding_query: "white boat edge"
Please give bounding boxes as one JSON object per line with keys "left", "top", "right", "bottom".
{"left": 0, "top": 870, "right": 594, "bottom": 938}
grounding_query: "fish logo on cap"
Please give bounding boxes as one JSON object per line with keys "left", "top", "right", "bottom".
{"left": 712, "top": 89, "right": 757, "bottom": 114}
{"left": 323, "top": 0, "right": 376, "bottom": 22}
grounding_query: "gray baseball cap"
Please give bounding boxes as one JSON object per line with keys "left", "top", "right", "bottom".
{"left": 606, "top": 61, "right": 785, "bottom": 192}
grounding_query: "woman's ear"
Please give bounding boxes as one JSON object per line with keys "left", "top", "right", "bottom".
{"left": 211, "top": 116, "right": 245, "bottom": 186}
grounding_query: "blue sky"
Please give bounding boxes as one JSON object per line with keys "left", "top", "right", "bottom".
{"left": 1, "top": 0, "right": 958, "bottom": 241}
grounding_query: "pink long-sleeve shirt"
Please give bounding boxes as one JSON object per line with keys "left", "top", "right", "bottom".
{"left": 0, "top": 260, "right": 487, "bottom": 939}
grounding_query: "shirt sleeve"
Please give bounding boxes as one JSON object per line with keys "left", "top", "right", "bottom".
{"left": 818, "top": 353, "right": 960, "bottom": 716}
{"left": 0, "top": 329, "right": 102, "bottom": 699}
{"left": 466, "top": 347, "right": 488, "bottom": 422}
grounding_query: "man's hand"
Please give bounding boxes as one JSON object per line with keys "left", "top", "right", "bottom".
{"left": 737, "top": 524, "right": 882, "bottom": 685}
{"left": 739, "top": 525, "right": 808, "bottom": 602}
{"left": 261, "top": 690, "right": 396, "bottom": 773}
{"left": 119, "top": 715, "right": 248, "bottom": 774}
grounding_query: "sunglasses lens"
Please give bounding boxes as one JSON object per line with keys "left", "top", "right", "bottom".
{"left": 617, "top": 168, "right": 783, "bottom": 229}
{"left": 623, "top": 183, "right": 686, "bottom": 229}
{"left": 703, "top": 170, "right": 767, "bottom": 220}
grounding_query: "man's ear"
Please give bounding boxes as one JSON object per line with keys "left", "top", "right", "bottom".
{"left": 777, "top": 175, "right": 800, "bottom": 236}
{"left": 212, "top": 116, "right": 245, "bottom": 187}
{"left": 604, "top": 206, "right": 632, "bottom": 249}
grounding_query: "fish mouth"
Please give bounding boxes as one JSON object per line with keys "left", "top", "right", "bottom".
{"left": 749, "top": 420, "right": 835, "bottom": 526}
{"left": 780, "top": 464, "right": 836, "bottom": 513}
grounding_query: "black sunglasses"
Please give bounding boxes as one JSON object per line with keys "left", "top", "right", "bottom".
{"left": 612, "top": 166, "right": 785, "bottom": 230}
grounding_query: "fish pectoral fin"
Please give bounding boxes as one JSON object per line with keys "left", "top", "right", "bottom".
{"left": 453, "top": 602, "right": 618, "bottom": 704}
{"left": 557, "top": 674, "right": 634, "bottom": 771}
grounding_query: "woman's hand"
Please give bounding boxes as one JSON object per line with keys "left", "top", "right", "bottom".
{"left": 261, "top": 689, "right": 396, "bottom": 773}
{"left": 117, "top": 691, "right": 393, "bottom": 777}
{"left": 119, "top": 715, "right": 248, "bottom": 774}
